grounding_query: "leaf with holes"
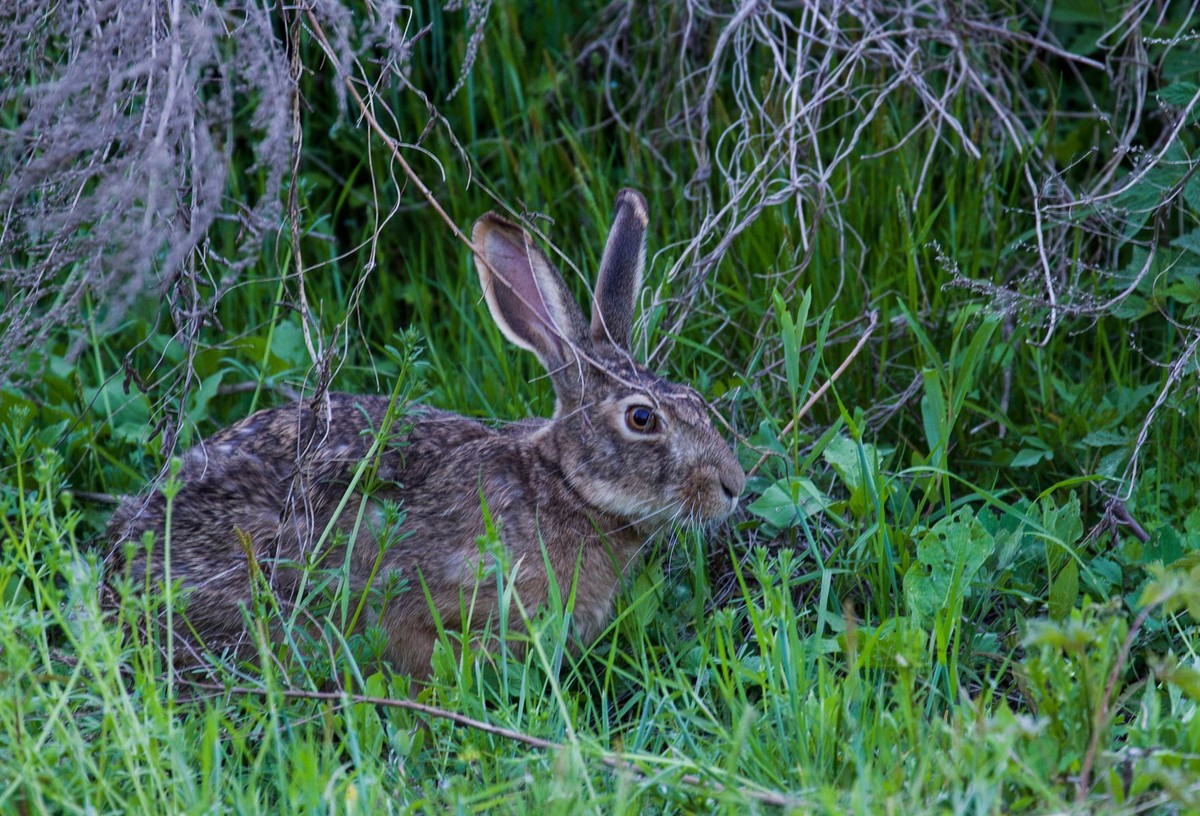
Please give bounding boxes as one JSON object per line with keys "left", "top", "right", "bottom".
{"left": 904, "top": 507, "right": 995, "bottom": 625}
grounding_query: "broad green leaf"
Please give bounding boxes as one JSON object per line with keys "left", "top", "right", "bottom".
{"left": 904, "top": 507, "right": 995, "bottom": 623}
{"left": 86, "top": 379, "right": 151, "bottom": 444}
{"left": 1185, "top": 174, "right": 1200, "bottom": 212}
{"left": 1049, "top": 559, "right": 1079, "bottom": 621}
{"left": 1161, "top": 275, "right": 1200, "bottom": 305}
{"left": 1158, "top": 81, "right": 1200, "bottom": 123}
{"left": 822, "top": 434, "right": 879, "bottom": 493}
{"left": 187, "top": 371, "right": 226, "bottom": 426}
{"left": 1112, "top": 293, "right": 1150, "bottom": 320}
{"left": 1010, "top": 448, "right": 1051, "bottom": 468}
{"left": 1143, "top": 524, "right": 1187, "bottom": 565}
{"left": 1171, "top": 229, "right": 1200, "bottom": 257}
{"left": 1158, "top": 80, "right": 1200, "bottom": 106}
{"left": 1041, "top": 492, "right": 1084, "bottom": 573}
{"left": 270, "top": 319, "right": 310, "bottom": 369}
{"left": 1080, "top": 429, "right": 1128, "bottom": 447}
{"left": 747, "top": 477, "right": 830, "bottom": 530}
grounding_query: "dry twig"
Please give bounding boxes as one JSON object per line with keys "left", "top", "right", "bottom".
{"left": 186, "top": 680, "right": 809, "bottom": 809}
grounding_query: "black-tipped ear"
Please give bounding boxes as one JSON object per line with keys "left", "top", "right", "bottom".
{"left": 591, "top": 189, "right": 648, "bottom": 351}
{"left": 473, "top": 213, "right": 591, "bottom": 377}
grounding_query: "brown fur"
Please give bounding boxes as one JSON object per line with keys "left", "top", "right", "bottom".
{"left": 106, "top": 190, "right": 745, "bottom": 677}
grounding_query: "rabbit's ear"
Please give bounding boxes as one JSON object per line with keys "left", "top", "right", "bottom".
{"left": 473, "top": 213, "right": 591, "bottom": 374}
{"left": 591, "top": 189, "right": 648, "bottom": 351}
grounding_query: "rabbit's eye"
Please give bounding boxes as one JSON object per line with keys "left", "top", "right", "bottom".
{"left": 625, "top": 405, "right": 658, "bottom": 433}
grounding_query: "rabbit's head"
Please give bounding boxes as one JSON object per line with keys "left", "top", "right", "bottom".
{"left": 472, "top": 190, "right": 744, "bottom": 531}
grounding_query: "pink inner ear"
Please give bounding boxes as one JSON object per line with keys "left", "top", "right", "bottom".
{"left": 492, "top": 233, "right": 557, "bottom": 336}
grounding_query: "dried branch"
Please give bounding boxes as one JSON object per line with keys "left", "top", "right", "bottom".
{"left": 187, "top": 680, "right": 810, "bottom": 809}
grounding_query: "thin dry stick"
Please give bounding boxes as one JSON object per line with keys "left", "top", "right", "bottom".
{"left": 186, "top": 681, "right": 807, "bottom": 809}
{"left": 747, "top": 309, "right": 879, "bottom": 479}
{"left": 302, "top": 6, "right": 472, "bottom": 250}
{"left": 301, "top": 6, "right": 674, "bottom": 391}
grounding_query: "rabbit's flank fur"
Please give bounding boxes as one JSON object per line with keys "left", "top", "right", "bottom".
{"left": 106, "top": 189, "right": 745, "bottom": 677}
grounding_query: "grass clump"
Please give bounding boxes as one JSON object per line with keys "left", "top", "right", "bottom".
{"left": 3, "top": 0, "right": 1200, "bottom": 812}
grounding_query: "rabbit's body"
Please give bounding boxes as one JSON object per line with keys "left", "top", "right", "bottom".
{"left": 107, "top": 190, "right": 744, "bottom": 677}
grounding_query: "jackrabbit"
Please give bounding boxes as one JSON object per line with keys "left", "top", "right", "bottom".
{"left": 106, "top": 189, "right": 745, "bottom": 677}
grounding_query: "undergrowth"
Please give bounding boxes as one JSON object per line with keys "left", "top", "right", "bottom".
{"left": 2, "top": 0, "right": 1200, "bottom": 813}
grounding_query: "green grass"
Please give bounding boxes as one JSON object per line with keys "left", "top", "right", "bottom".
{"left": 3, "top": 0, "right": 1200, "bottom": 812}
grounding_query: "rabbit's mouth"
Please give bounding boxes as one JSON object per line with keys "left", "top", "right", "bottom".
{"left": 680, "top": 488, "right": 740, "bottom": 525}
{"left": 567, "top": 457, "right": 744, "bottom": 530}
{"left": 675, "top": 460, "right": 745, "bottom": 524}
{"left": 602, "top": 483, "right": 740, "bottom": 531}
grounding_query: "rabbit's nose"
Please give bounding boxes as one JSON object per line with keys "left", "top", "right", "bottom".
{"left": 720, "top": 477, "right": 738, "bottom": 499}
{"left": 717, "top": 458, "right": 746, "bottom": 505}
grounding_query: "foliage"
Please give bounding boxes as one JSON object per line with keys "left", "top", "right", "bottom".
{"left": 2, "top": 0, "right": 1200, "bottom": 812}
